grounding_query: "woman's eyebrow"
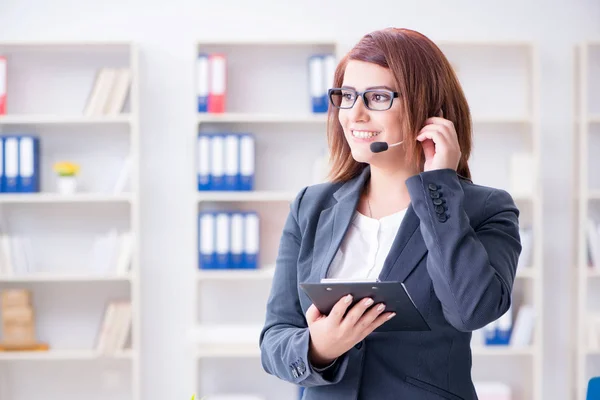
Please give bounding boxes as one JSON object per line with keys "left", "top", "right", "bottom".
{"left": 340, "top": 85, "right": 395, "bottom": 91}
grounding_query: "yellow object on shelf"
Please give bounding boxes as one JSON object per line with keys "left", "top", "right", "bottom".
{"left": 53, "top": 161, "right": 80, "bottom": 176}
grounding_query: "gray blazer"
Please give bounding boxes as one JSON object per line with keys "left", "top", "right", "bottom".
{"left": 259, "top": 166, "right": 521, "bottom": 400}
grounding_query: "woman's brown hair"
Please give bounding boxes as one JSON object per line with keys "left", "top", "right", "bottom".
{"left": 326, "top": 28, "right": 472, "bottom": 183}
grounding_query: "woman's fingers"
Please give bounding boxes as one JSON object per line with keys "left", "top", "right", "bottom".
{"left": 355, "top": 302, "right": 387, "bottom": 332}
{"left": 327, "top": 294, "right": 353, "bottom": 324}
{"left": 340, "top": 297, "right": 375, "bottom": 331}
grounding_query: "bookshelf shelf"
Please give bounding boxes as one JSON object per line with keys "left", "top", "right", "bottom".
{"left": 0, "top": 114, "right": 132, "bottom": 125}
{"left": 196, "top": 267, "right": 536, "bottom": 283}
{"left": 0, "top": 349, "right": 134, "bottom": 361}
{"left": 197, "top": 267, "right": 274, "bottom": 281}
{"left": 472, "top": 116, "right": 533, "bottom": 125}
{"left": 196, "top": 345, "right": 261, "bottom": 359}
{"left": 0, "top": 41, "right": 141, "bottom": 400}
{"left": 194, "top": 343, "right": 537, "bottom": 359}
{"left": 516, "top": 268, "right": 537, "bottom": 279}
{"left": 196, "top": 113, "right": 533, "bottom": 126}
{"left": 511, "top": 194, "right": 536, "bottom": 203}
{"left": 197, "top": 191, "right": 296, "bottom": 203}
{"left": 0, "top": 41, "right": 134, "bottom": 50}
{"left": 192, "top": 39, "right": 337, "bottom": 46}
{"left": 0, "top": 274, "right": 133, "bottom": 283}
{"left": 471, "top": 346, "right": 536, "bottom": 357}
{"left": 0, "top": 193, "right": 133, "bottom": 204}
{"left": 198, "top": 113, "right": 327, "bottom": 124}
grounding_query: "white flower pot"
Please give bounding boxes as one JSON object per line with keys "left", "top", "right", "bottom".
{"left": 57, "top": 176, "right": 77, "bottom": 194}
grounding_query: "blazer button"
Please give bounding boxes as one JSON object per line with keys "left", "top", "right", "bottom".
{"left": 428, "top": 183, "right": 438, "bottom": 191}
{"left": 433, "top": 198, "right": 444, "bottom": 206}
{"left": 434, "top": 205, "right": 445, "bottom": 214}
{"left": 430, "top": 191, "right": 440, "bottom": 199}
{"left": 355, "top": 341, "right": 363, "bottom": 350}
{"left": 438, "top": 214, "right": 448, "bottom": 222}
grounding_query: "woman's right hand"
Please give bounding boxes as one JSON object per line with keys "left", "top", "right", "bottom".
{"left": 305, "top": 294, "right": 396, "bottom": 367}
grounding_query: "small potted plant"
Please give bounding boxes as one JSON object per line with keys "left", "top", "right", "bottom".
{"left": 53, "top": 161, "right": 80, "bottom": 194}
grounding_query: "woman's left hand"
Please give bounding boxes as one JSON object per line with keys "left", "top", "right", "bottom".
{"left": 416, "top": 117, "right": 462, "bottom": 172}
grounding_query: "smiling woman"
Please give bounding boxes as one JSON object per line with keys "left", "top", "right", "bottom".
{"left": 259, "top": 27, "right": 521, "bottom": 400}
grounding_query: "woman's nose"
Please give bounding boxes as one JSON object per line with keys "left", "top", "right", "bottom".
{"left": 348, "top": 95, "right": 370, "bottom": 122}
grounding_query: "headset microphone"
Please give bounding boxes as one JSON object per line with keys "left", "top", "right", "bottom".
{"left": 370, "top": 140, "right": 404, "bottom": 153}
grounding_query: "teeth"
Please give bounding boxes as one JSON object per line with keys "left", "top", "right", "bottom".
{"left": 352, "top": 130, "right": 381, "bottom": 139}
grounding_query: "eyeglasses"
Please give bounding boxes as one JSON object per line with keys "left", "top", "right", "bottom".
{"left": 328, "top": 88, "right": 399, "bottom": 111}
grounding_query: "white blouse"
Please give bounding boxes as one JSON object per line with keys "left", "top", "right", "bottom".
{"left": 325, "top": 208, "right": 408, "bottom": 280}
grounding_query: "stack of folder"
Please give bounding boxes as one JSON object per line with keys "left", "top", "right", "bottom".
{"left": 197, "top": 133, "right": 255, "bottom": 191}
{"left": 0, "top": 135, "right": 40, "bottom": 193}
{"left": 472, "top": 304, "right": 535, "bottom": 347}
{"left": 308, "top": 53, "right": 336, "bottom": 113}
{"left": 198, "top": 211, "right": 259, "bottom": 269}
{"left": 196, "top": 53, "right": 226, "bottom": 113}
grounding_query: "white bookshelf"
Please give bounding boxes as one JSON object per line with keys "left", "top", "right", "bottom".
{"left": 191, "top": 40, "right": 542, "bottom": 400}
{"left": 192, "top": 39, "right": 338, "bottom": 400}
{"left": 436, "top": 40, "right": 542, "bottom": 400}
{"left": 0, "top": 42, "right": 141, "bottom": 400}
{"left": 575, "top": 40, "right": 600, "bottom": 400}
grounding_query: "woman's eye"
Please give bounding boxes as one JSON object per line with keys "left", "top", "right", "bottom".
{"left": 372, "top": 93, "right": 390, "bottom": 102}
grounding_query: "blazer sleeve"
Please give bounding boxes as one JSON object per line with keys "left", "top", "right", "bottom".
{"left": 259, "top": 187, "right": 349, "bottom": 386}
{"left": 405, "top": 168, "right": 522, "bottom": 332}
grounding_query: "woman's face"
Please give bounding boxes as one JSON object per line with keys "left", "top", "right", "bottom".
{"left": 337, "top": 60, "right": 405, "bottom": 165}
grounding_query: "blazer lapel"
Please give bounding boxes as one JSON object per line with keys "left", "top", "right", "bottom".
{"left": 306, "top": 165, "right": 428, "bottom": 284}
{"left": 307, "top": 166, "right": 370, "bottom": 283}
{"left": 377, "top": 205, "right": 428, "bottom": 282}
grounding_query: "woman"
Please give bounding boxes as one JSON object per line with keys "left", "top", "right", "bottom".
{"left": 259, "top": 27, "right": 521, "bottom": 400}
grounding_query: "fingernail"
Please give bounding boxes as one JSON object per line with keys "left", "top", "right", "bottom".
{"left": 345, "top": 295, "right": 353, "bottom": 304}
{"left": 377, "top": 304, "right": 385, "bottom": 312}
{"left": 387, "top": 313, "right": 396, "bottom": 320}
{"left": 364, "top": 298, "right": 374, "bottom": 306}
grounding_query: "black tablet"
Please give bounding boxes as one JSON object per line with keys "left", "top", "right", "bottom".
{"left": 299, "top": 281, "right": 431, "bottom": 332}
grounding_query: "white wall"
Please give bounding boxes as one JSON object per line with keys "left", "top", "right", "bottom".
{"left": 1, "top": 0, "right": 599, "bottom": 399}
